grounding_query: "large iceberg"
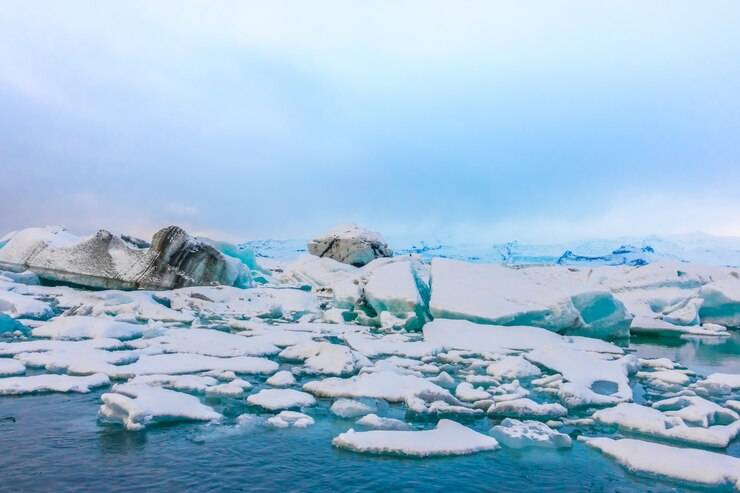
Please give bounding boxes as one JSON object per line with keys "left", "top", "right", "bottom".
{"left": 0, "top": 225, "right": 253, "bottom": 290}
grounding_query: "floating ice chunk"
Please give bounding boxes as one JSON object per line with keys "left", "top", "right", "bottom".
{"left": 0, "top": 338, "right": 123, "bottom": 356}
{"left": 266, "top": 411, "right": 315, "bottom": 428}
{"left": 128, "top": 374, "right": 219, "bottom": 393}
{"left": 428, "top": 259, "right": 631, "bottom": 338}
{"left": 67, "top": 290, "right": 194, "bottom": 323}
{"left": 361, "top": 356, "right": 438, "bottom": 376}
{"left": 0, "top": 373, "right": 110, "bottom": 395}
{"left": 169, "top": 286, "right": 320, "bottom": 321}
{"left": 205, "top": 380, "right": 252, "bottom": 397}
{"left": 638, "top": 357, "right": 674, "bottom": 369}
{"left": 423, "top": 319, "right": 623, "bottom": 355}
{"left": 344, "top": 333, "right": 440, "bottom": 359}
{"left": 303, "top": 371, "right": 454, "bottom": 404}
{"left": 128, "top": 328, "right": 278, "bottom": 357}
{"left": 490, "top": 380, "right": 530, "bottom": 402}
{"left": 109, "top": 353, "right": 278, "bottom": 378}
{"left": 636, "top": 369, "right": 691, "bottom": 390}
{"left": 355, "top": 414, "right": 410, "bottom": 430}
{"left": 279, "top": 342, "right": 357, "bottom": 376}
{"left": 652, "top": 395, "right": 739, "bottom": 427}
{"left": 99, "top": 383, "right": 221, "bottom": 430}
{"left": 15, "top": 346, "right": 138, "bottom": 375}
{"left": 629, "top": 316, "right": 729, "bottom": 337}
{"left": 593, "top": 402, "right": 740, "bottom": 448}
{"left": 486, "top": 356, "right": 541, "bottom": 379}
{"left": 525, "top": 346, "right": 636, "bottom": 407}
{"left": 280, "top": 254, "right": 359, "bottom": 289}
{"left": 266, "top": 370, "right": 296, "bottom": 387}
{"left": 333, "top": 419, "right": 498, "bottom": 457}
{"left": 32, "top": 316, "right": 145, "bottom": 340}
{"left": 490, "top": 418, "right": 572, "bottom": 449}
{"left": 419, "top": 400, "right": 482, "bottom": 416}
{"left": 455, "top": 382, "right": 490, "bottom": 402}
{"left": 698, "top": 279, "right": 740, "bottom": 327}
{"left": 0, "top": 358, "right": 25, "bottom": 376}
{"left": 429, "top": 371, "right": 456, "bottom": 389}
{"left": 0, "top": 290, "right": 52, "bottom": 319}
{"left": 331, "top": 398, "right": 378, "bottom": 418}
{"left": 582, "top": 437, "right": 740, "bottom": 490}
{"left": 488, "top": 398, "right": 567, "bottom": 419}
{"left": 692, "top": 373, "right": 740, "bottom": 396}
{"left": 307, "top": 224, "right": 392, "bottom": 267}
{"left": 362, "top": 260, "right": 426, "bottom": 328}
{"left": 247, "top": 388, "right": 316, "bottom": 410}
{"left": 726, "top": 400, "right": 740, "bottom": 413}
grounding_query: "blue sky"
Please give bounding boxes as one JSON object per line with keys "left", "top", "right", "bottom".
{"left": 1, "top": 1, "right": 739, "bottom": 243}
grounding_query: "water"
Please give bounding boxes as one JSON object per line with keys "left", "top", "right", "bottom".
{"left": 1, "top": 335, "right": 738, "bottom": 493}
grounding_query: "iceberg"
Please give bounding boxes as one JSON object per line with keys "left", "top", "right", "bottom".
{"left": 0, "top": 225, "right": 252, "bottom": 290}
{"left": 428, "top": 258, "right": 632, "bottom": 339}
{"left": 307, "top": 224, "right": 392, "bottom": 267}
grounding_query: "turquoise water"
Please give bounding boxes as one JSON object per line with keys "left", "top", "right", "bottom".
{"left": 1, "top": 335, "right": 738, "bottom": 493}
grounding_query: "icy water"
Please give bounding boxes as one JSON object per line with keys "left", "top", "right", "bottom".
{"left": 1, "top": 335, "right": 738, "bottom": 493}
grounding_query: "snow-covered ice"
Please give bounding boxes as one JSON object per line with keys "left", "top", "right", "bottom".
{"left": 582, "top": 437, "right": 740, "bottom": 490}
{"left": 0, "top": 373, "right": 110, "bottom": 395}
{"left": 490, "top": 418, "right": 572, "bottom": 448}
{"left": 32, "top": 316, "right": 145, "bottom": 340}
{"left": 333, "top": 419, "right": 499, "bottom": 457}
{"left": 247, "top": 388, "right": 317, "bottom": 410}
{"left": 99, "top": 383, "right": 222, "bottom": 430}
{"left": 330, "top": 398, "right": 377, "bottom": 418}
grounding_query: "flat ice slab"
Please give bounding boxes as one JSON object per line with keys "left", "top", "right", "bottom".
{"left": 332, "top": 419, "right": 499, "bottom": 457}
{"left": 247, "top": 388, "right": 317, "bottom": 410}
{"left": 32, "top": 316, "right": 145, "bottom": 340}
{"left": 0, "top": 373, "right": 110, "bottom": 395}
{"left": 99, "top": 383, "right": 222, "bottom": 430}
{"left": 582, "top": 436, "right": 740, "bottom": 490}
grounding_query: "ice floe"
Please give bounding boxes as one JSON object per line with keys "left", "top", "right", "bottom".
{"left": 0, "top": 358, "right": 26, "bottom": 376}
{"left": 0, "top": 373, "right": 110, "bottom": 395}
{"left": 333, "top": 419, "right": 499, "bottom": 456}
{"left": 247, "top": 388, "right": 317, "bottom": 410}
{"left": 266, "top": 411, "right": 315, "bottom": 428}
{"left": 330, "top": 398, "right": 378, "bottom": 418}
{"left": 99, "top": 383, "right": 222, "bottom": 430}
{"left": 355, "top": 414, "right": 410, "bottom": 430}
{"left": 490, "top": 418, "right": 572, "bottom": 448}
{"left": 266, "top": 370, "right": 296, "bottom": 387}
{"left": 593, "top": 402, "right": 740, "bottom": 448}
{"left": 582, "top": 437, "right": 740, "bottom": 490}
{"left": 32, "top": 316, "right": 146, "bottom": 340}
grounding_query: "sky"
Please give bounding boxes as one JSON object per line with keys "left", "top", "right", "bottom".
{"left": 1, "top": 1, "right": 740, "bottom": 244}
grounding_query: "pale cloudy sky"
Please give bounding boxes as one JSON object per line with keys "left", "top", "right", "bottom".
{"left": 1, "top": 1, "right": 739, "bottom": 243}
